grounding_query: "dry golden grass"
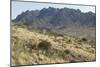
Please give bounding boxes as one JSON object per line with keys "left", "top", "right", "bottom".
{"left": 11, "top": 24, "right": 96, "bottom": 66}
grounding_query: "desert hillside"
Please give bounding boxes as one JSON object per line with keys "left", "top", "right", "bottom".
{"left": 11, "top": 24, "right": 96, "bottom": 66}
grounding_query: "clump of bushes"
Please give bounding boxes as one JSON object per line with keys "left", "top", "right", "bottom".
{"left": 37, "top": 40, "right": 52, "bottom": 50}
{"left": 79, "top": 37, "right": 87, "bottom": 42}
{"left": 77, "top": 37, "right": 88, "bottom": 44}
{"left": 23, "top": 39, "right": 38, "bottom": 52}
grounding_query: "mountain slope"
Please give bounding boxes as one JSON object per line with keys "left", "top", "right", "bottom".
{"left": 11, "top": 24, "right": 95, "bottom": 66}
{"left": 13, "top": 7, "right": 96, "bottom": 29}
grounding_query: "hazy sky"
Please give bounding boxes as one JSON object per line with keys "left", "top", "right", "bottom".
{"left": 12, "top": 1, "right": 95, "bottom": 19}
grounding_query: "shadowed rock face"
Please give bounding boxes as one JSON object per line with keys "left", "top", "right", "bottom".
{"left": 13, "top": 7, "right": 96, "bottom": 29}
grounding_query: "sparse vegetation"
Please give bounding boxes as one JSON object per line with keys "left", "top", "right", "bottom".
{"left": 37, "top": 40, "right": 52, "bottom": 50}
{"left": 11, "top": 2, "right": 96, "bottom": 66}
{"left": 11, "top": 24, "right": 96, "bottom": 66}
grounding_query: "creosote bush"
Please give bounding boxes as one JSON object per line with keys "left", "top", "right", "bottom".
{"left": 64, "top": 49, "right": 70, "bottom": 54}
{"left": 66, "top": 39, "right": 72, "bottom": 44}
{"left": 37, "top": 40, "right": 52, "bottom": 50}
{"left": 81, "top": 37, "right": 87, "bottom": 42}
{"left": 25, "top": 43, "right": 37, "bottom": 52}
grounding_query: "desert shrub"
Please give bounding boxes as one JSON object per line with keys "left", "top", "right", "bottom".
{"left": 37, "top": 40, "right": 52, "bottom": 50}
{"left": 69, "top": 60, "right": 76, "bottom": 63}
{"left": 23, "top": 40, "right": 38, "bottom": 52}
{"left": 81, "top": 37, "right": 87, "bottom": 42}
{"left": 78, "top": 54, "right": 82, "bottom": 57}
{"left": 25, "top": 43, "right": 37, "bottom": 51}
{"left": 64, "top": 49, "right": 70, "bottom": 54}
{"left": 11, "top": 36, "right": 19, "bottom": 44}
{"left": 47, "top": 32, "right": 57, "bottom": 36}
{"left": 14, "top": 23, "right": 33, "bottom": 31}
{"left": 15, "top": 23, "right": 27, "bottom": 28}
{"left": 75, "top": 46, "right": 81, "bottom": 49}
{"left": 77, "top": 37, "right": 88, "bottom": 45}
{"left": 56, "top": 34, "right": 64, "bottom": 37}
{"left": 66, "top": 39, "right": 72, "bottom": 44}
{"left": 89, "top": 40, "right": 96, "bottom": 48}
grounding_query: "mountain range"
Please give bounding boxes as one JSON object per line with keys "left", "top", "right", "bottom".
{"left": 13, "top": 7, "right": 96, "bottom": 30}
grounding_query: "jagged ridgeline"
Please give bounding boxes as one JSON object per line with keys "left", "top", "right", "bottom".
{"left": 13, "top": 7, "right": 96, "bottom": 29}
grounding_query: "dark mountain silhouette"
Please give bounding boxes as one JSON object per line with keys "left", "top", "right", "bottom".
{"left": 13, "top": 7, "right": 96, "bottom": 30}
